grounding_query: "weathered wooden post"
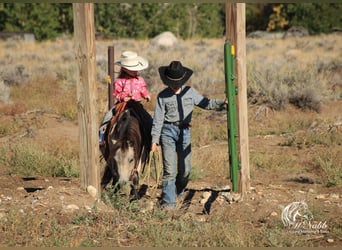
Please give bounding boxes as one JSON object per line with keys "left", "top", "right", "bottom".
{"left": 107, "top": 46, "right": 115, "bottom": 110}
{"left": 73, "top": 3, "right": 100, "bottom": 197}
{"left": 226, "top": 2, "right": 250, "bottom": 196}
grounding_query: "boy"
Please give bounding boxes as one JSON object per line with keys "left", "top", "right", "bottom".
{"left": 151, "top": 61, "right": 227, "bottom": 208}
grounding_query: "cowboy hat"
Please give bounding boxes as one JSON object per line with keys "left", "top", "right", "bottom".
{"left": 115, "top": 51, "right": 148, "bottom": 71}
{"left": 158, "top": 61, "right": 193, "bottom": 88}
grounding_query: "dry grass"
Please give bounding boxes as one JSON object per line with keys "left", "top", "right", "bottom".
{"left": 0, "top": 34, "right": 341, "bottom": 247}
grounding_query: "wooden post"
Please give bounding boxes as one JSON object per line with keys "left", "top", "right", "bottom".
{"left": 225, "top": 2, "right": 250, "bottom": 196}
{"left": 73, "top": 3, "right": 100, "bottom": 197}
{"left": 108, "top": 46, "right": 115, "bottom": 110}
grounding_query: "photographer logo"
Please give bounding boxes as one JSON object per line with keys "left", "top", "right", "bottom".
{"left": 281, "top": 200, "right": 329, "bottom": 234}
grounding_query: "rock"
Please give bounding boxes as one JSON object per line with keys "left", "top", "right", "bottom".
{"left": 195, "top": 216, "right": 206, "bottom": 222}
{"left": 221, "top": 185, "right": 231, "bottom": 191}
{"left": 220, "top": 192, "right": 234, "bottom": 203}
{"left": 283, "top": 26, "right": 309, "bottom": 38}
{"left": 232, "top": 193, "right": 242, "bottom": 202}
{"left": 329, "top": 193, "right": 339, "bottom": 199}
{"left": 199, "top": 191, "right": 212, "bottom": 204}
{"left": 216, "top": 196, "right": 225, "bottom": 205}
{"left": 151, "top": 31, "right": 178, "bottom": 48}
{"left": 270, "top": 212, "right": 278, "bottom": 217}
{"left": 84, "top": 205, "right": 92, "bottom": 211}
{"left": 201, "top": 191, "right": 211, "bottom": 200}
{"left": 17, "top": 187, "right": 25, "bottom": 191}
{"left": 247, "top": 30, "right": 284, "bottom": 39}
{"left": 315, "top": 194, "right": 326, "bottom": 199}
{"left": 64, "top": 204, "right": 79, "bottom": 211}
{"left": 140, "top": 200, "right": 154, "bottom": 213}
{"left": 86, "top": 185, "right": 97, "bottom": 198}
{"left": 327, "top": 238, "right": 334, "bottom": 243}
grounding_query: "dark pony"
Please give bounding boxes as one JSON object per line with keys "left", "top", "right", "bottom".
{"left": 100, "top": 100, "right": 152, "bottom": 199}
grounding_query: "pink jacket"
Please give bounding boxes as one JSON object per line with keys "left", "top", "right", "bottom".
{"left": 113, "top": 76, "right": 151, "bottom": 102}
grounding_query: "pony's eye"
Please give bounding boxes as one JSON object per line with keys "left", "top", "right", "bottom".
{"left": 129, "top": 158, "right": 134, "bottom": 164}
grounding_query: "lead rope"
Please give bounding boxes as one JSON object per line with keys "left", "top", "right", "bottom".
{"left": 141, "top": 149, "right": 162, "bottom": 195}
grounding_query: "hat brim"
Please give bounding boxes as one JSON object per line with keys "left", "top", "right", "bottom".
{"left": 158, "top": 66, "right": 193, "bottom": 88}
{"left": 115, "top": 56, "right": 148, "bottom": 71}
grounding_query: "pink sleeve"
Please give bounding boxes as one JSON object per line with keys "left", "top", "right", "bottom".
{"left": 138, "top": 77, "right": 151, "bottom": 98}
{"left": 113, "top": 79, "right": 128, "bottom": 101}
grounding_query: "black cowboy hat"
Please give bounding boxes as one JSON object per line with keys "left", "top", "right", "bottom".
{"left": 158, "top": 61, "right": 193, "bottom": 88}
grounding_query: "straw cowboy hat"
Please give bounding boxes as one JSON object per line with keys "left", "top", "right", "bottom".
{"left": 158, "top": 61, "right": 193, "bottom": 88}
{"left": 115, "top": 51, "right": 148, "bottom": 71}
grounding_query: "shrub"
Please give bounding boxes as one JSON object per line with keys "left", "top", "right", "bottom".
{"left": 7, "top": 142, "right": 79, "bottom": 177}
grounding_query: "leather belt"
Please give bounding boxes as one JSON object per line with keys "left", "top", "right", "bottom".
{"left": 164, "top": 121, "right": 190, "bottom": 129}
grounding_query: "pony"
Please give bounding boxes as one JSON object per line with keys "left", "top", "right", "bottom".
{"left": 100, "top": 100, "right": 152, "bottom": 199}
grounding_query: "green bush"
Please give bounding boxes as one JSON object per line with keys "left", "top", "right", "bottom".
{"left": 8, "top": 142, "right": 79, "bottom": 177}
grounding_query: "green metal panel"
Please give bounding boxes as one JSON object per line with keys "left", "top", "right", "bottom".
{"left": 224, "top": 41, "right": 240, "bottom": 192}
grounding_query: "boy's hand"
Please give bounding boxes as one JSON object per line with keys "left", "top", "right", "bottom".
{"left": 151, "top": 143, "right": 158, "bottom": 152}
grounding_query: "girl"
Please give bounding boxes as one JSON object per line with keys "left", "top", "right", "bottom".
{"left": 99, "top": 51, "right": 151, "bottom": 145}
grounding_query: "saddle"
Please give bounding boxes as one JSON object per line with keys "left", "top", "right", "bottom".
{"left": 100, "top": 101, "right": 152, "bottom": 162}
{"left": 100, "top": 102, "right": 127, "bottom": 161}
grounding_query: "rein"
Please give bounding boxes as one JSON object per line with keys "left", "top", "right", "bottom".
{"left": 108, "top": 101, "right": 127, "bottom": 136}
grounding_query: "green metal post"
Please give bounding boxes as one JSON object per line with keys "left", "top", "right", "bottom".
{"left": 224, "top": 41, "right": 239, "bottom": 192}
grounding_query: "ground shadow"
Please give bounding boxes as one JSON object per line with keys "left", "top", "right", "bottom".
{"left": 180, "top": 187, "right": 231, "bottom": 214}
{"left": 24, "top": 187, "right": 45, "bottom": 193}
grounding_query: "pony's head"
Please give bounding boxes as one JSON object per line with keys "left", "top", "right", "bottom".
{"left": 108, "top": 110, "right": 142, "bottom": 185}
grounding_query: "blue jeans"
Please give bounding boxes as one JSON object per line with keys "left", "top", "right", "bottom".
{"left": 99, "top": 106, "right": 115, "bottom": 143}
{"left": 160, "top": 124, "right": 191, "bottom": 207}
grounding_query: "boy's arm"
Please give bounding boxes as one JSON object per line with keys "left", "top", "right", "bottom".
{"left": 151, "top": 95, "right": 165, "bottom": 145}
{"left": 191, "top": 87, "right": 226, "bottom": 111}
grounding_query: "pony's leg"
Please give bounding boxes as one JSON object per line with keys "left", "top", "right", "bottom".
{"left": 101, "top": 164, "right": 112, "bottom": 190}
{"left": 110, "top": 165, "right": 121, "bottom": 193}
{"left": 130, "top": 172, "right": 140, "bottom": 201}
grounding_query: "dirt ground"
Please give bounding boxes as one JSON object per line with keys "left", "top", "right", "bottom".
{"left": 0, "top": 101, "right": 341, "bottom": 247}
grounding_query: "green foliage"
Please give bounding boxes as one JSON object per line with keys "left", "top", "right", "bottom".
{"left": 314, "top": 152, "right": 342, "bottom": 187}
{"left": 285, "top": 3, "right": 342, "bottom": 34}
{"left": 247, "top": 62, "right": 325, "bottom": 111}
{"left": 95, "top": 3, "right": 225, "bottom": 39}
{"left": 246, "top": 3, "right": 274, "bottom": 32}
{"left": 247, "top": 3, "right": 341, "bottom": 34}
{"left": 8, "top": 142, "right": 79, "bottom": 178}
{"left": 197, "top": 3, "right": 225, "bottom": 38}
{"left": 0, "top": 3, "right": 72, "bottom": 40}
{"left": 0, "top": 3, "right": 340, "bottom": 41}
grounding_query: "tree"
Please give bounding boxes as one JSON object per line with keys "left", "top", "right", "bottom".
{"left": 286, "top": 3, "right": 342, "bottom": 34}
